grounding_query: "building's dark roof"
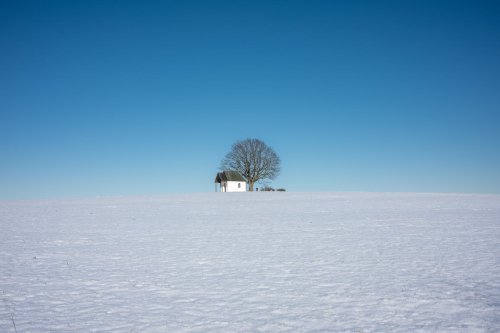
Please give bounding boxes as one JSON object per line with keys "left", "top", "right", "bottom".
{"left": 214, "top": 170, "right": 246, "bottom": 183}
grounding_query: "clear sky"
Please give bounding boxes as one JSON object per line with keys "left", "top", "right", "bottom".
{"left": 1, "top": 0, "right": 499, "bottom": 199}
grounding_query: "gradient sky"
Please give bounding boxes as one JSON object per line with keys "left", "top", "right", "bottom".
{"left": 1, "top": 0, "right": 499, "bottom": 199}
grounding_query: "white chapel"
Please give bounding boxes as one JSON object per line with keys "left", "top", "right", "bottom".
{"left": 214, "top": 170, "right": 247, "bottom": 192}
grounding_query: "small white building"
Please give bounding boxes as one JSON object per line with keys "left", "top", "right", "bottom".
{"left": 215, "top": 171, "right": 247, "bottom": 192}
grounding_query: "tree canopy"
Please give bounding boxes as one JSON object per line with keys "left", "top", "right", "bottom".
{"left": 221, "top": 138, "right": 280, "bottom": 191}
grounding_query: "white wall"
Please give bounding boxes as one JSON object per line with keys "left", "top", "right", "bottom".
{"left": 222, "top": 181, "right": 247, "bottom": 192}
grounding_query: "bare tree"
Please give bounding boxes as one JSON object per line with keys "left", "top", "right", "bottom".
{"left": 221, "top": 138, "right": 281, "bottom": 191}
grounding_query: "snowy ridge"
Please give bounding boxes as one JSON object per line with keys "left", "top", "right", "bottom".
{"left": 1, "top": 193, "right": 499, "bottom": 332}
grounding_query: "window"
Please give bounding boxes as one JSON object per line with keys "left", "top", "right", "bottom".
{"left": 238, "top": 183, "right": 241, "bottom": 188}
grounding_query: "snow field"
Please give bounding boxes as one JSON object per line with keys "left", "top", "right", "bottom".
{"left": 1, "top": 192, "right": 499, "bottom": 332}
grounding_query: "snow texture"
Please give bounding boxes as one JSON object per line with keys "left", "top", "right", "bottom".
{"left": 1, "top": 192, "right": 499, "bottom": 332}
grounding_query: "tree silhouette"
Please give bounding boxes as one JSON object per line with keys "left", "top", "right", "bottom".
{"left": 221, "top": 138, "right": 280, "bottom": 191}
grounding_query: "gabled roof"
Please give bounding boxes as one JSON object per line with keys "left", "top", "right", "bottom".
{"left": 215, "top": 170, "right": 246, "bottom": 183}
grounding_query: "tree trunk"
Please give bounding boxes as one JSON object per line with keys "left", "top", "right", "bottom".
{"left": 249, "top": 182, "right": 254, "bottom": 191}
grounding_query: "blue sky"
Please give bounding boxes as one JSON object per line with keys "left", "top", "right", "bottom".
{"left": 1, "top": 0, "right": 499, "bottom": 199}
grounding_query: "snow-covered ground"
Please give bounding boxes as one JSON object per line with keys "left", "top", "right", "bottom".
{"left": 1, "top": 192, "right": 499, "bottom": 332}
